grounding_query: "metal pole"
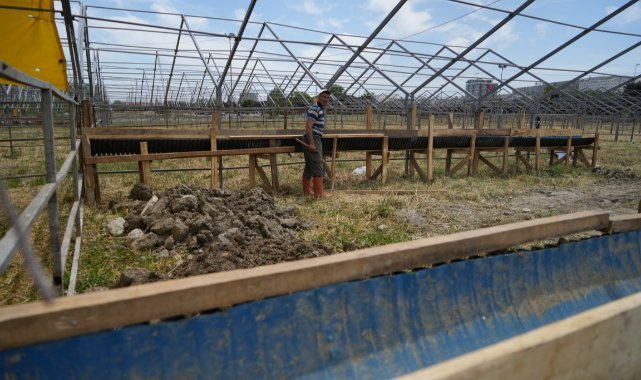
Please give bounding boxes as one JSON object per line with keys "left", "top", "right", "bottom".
{"left": 326, "top": 0, "right": 408, "bottom": 88}
{"left": 41, "top": 88, "right": 62, "bottom": 289}
{"left": 412, "top": 0, "right": 536, "bottom": 97}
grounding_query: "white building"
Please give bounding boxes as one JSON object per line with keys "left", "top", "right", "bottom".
{"left": 465, "top": 79, "right": 497, "bottom": 98}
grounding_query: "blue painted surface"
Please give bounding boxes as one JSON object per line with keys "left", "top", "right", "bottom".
{"left": 3, "top": 230, "right": 641, "bottom": 379}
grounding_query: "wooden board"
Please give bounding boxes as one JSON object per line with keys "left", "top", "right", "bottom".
{"left": 400, "top": 290, "right": 641, "bottom": 380}
{"left": 0, "top": 211, "right": 609, "bottom": 351}
{"left": 604, "top": 213, "right": 641, "bottom": 234}
{"left": 85, "top": 146, "right": 296, "bottom": 164}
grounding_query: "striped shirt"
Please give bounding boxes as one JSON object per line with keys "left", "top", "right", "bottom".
{"left": 307, "top": 103, "right": 326, "bottom": 136}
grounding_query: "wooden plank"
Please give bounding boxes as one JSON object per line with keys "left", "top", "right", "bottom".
{"left": 429, "top": 129, "right": 511, "bottom": 137}
{"left": 535, "top": 131, "right": 541, "bottom": 174}
{"left": 410, "top": 105, "right": 417, "bottom": 130}
{"left": 409, "top": 155, "right": 427, "bottom": 182}
{"left": 138, "top": 142, "right": 151, "bottom": 185}
{"left": 603, "top": 214, "right": 641, "bottom": 234}
{"left": 450, "top": 156, "right": 470, "bottom": 176}
{"left": 283, "top": 109, "right": 288, "bottom": 129}
{"left": 381, "top": 136, "right": 388, "bottom": 184}
{"left": 338, "top": 189, "right": 447, "bottom": 195}
{"left": 248, "top": 155, "right": 256, "bottom": 188}
{"left": 80, "top": 135, "right": 96, "bottom": 206}
{"left": 408, "top": 151, "right": 416, "bottom": 178}
{"left": 592, "top": 132, "right": 599, "bottom": 168}
{"left": 210, "top": 113, "right": 219, "bottom": 189}
{"left": 365, "top": 110, "right": 373, "bottom": 178}
{"left": 269, "top": 140, "right": 280, "bottom": 194}
{"left": 370, "top": 163, "right": 383, "bottom": 180}
{"left": 445, "top": 150, "right": 453, "bottom": 175}
{"left": 85, "top": 146, "right": 296, "bottom": 164}
{"left": 477, "top": 111, "right": 485, "bottom": 129}
{"left": 427, "top": 122, "right": 434, "bottom": 182}
{"left": 502, "top": 137, "right": 509, "bottom": 174}
{"left": 82, "top": 127, "right": 208, "bottom": 138}
{"left": 400, "top": 291, "right": 641, "bottom": 380}
{"left": 331, "top": 137, "right": 337, "bottom": 190}
{"left": 366, "top": 152, "right": 373, "bottom": 180}
{"left": 468, "top": 134, "right": 476, "bottom": 176}
{"left": 0, "top": 211, "right": 609, "bottom": 351}
{"left": 82, "top": 100, "right": 92, "bottom": 129}
{"left": 510, "top": 128, "right": 581, "bottom": 137}
{"left": 255, "top": 160, "right": 272, "bottom": 189}
{"left": 515, "top": 150, "right": 533, "bottom": 171}
{"left": 478, "top": 154, "right": 502, "bottom": 175}
{"left": 518, "top": 110, "right": 526, "bottom": 129}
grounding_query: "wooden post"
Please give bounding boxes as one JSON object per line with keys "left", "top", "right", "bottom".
{"left": 366, "top": 105, "right": 373, "bottom": 179}
{"left": 81, "top": 135, "right": 96, "bottom": 206}
{"left": 468, "top": 134, "right": 476, "bottom": 176}
{"left": 283, "top": 109, "right": 288, "bottom": 130}
{"left": 381, "top": 136, "right": 388, "bottom": 184}
{"left": 138, "top": 141, "right": 151, "bottom": 185}
{"left": 519, "top": 110, "right": 526, "bottom": 128}
{"left": 445, "top": 150, "right": 452, "bottom": 175}
{"left": 82, "top": 100, "right": 92, "bottom": 128}
{"left": 410, "top": 105, "right": 417, "bottom": 130}
{"left": 535, "top": 130, "right": 541, "bottom": 174}
{"left": 447, "top": 112, "right": 454, "bottom": 129}
{"left": 427, "top": 122, "right": 434, "bottom": 182}
{"left": 210, "top": 112, "right": 219, "bottom": 189}
{"left": 592, "top": 132, "right": 599, "bottom": 168}
{"left": 502, "top": 136, "right": 509, "bottom": 174}
{"left": 331, "top": 137, "right": 337, "bottom": 190}
{"left": 269, "top": 139, "right": 280, "bottom": 193}
{"left": 248, "top": 155, "right": 256, "bottom": 188}
{"left": 565, "top": 136, "right": 572, "bottom": 166}
{"left": 428, "top": 113, "right": 435, "bottom": 130}
{"left": 477, "top": 111, "right": 485, "bottom": 129}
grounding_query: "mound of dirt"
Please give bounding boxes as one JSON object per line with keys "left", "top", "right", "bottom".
{"left": 114, "top": 184, "right": 332, "bottom": 287}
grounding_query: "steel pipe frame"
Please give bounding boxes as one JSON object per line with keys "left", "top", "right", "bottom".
{"left": 217, "top": 0, "right": 258, "bottom": 104}
{"left": 412, "top": 0, "right": 536, "bottom": 97}
{"left": 476, "top": 0, "right": 639, "bottom": 103}
{"left": 325, "top": 0, "right": 408, "bottom": 89}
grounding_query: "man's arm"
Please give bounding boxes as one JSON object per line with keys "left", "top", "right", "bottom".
{"left": 305, "top": 117, "right": 316, "bottom": 152}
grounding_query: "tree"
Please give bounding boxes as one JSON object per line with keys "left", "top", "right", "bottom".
{"left": 267, "top": 88, "right": 288, "bottom": 107}
{"left": 240, "top": 99, "right": 260, "bottom": 107}
{"left": 329, "top": 84, "right": 346, "bottom": 101}
{"left": 289, "top": 91, "right": 312, "bottom": 107}
{"left": 623, "top": 81, "right": 641, "bottom": 97}
{"left": 360, "top": 91, "right": 374, "bottom": 100}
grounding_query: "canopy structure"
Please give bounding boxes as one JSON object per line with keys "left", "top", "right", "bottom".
{"left": 0, "top": 0, "right": 68, "bottom": 90}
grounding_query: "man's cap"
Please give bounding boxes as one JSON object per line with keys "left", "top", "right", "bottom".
{"left": 319, "top": 88, "right": 332, "bottom": 95}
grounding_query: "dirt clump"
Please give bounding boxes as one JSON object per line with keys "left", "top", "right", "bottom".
{"left": 114, "top": 184, "right": 332, "bottom": 286}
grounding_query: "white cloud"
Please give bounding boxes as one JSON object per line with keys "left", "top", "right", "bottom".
{"left": 534, "top": 22, "right": 549, "bottom": 38}
{"left": 302, "top": 0, "right": 322, "bottom": 15}
{"left": 480, "top": 23, "right": 519, "bottom": 51}
{"left": 365, "top": 0, "right": 432, "bottom": 39}
{"left": 234, "top": 8, "right": 246, "bottom": 20}
{"left": 606, "top": 3, "right": 641, "bottom": 24}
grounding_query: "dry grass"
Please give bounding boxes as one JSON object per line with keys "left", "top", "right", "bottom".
{"left": 1, "top": 125, "right": 640, "bottom": 305}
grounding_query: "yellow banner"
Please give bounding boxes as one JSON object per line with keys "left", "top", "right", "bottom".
{"left": 0, "top": 0, "right": 68, "bottom": 90}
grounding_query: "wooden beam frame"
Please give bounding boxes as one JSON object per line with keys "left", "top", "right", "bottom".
{"left": 0, "top": 211, "right": 610, "bottom": 351}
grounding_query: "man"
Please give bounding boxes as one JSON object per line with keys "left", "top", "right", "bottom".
{"left": 302, "top": 89, "right": 331, "bottom": 198}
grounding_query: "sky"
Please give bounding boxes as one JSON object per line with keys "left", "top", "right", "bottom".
{"left": 64, "top": 0, "right": 641, "bottom": 102}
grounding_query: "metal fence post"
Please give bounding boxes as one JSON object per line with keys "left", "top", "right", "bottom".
{"left": 42, "top": 88, "right": 62, "bottom": 289}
